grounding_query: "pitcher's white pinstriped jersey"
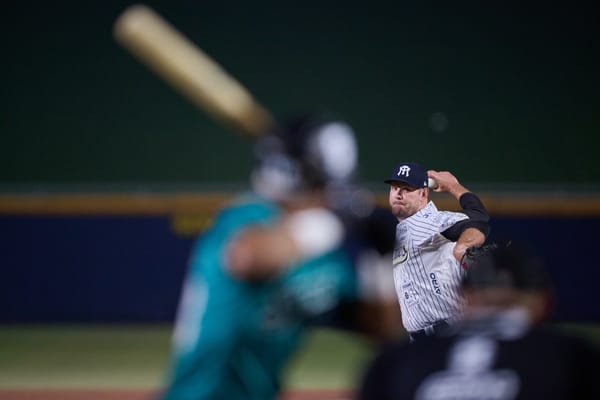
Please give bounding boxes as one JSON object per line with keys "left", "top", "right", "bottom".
{"left": 392, "top": 201, "right": 469, "bottom": 332}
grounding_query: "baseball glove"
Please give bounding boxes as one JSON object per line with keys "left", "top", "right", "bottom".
{"left": 460, "top": 243, "right": 499, "bottom": 270}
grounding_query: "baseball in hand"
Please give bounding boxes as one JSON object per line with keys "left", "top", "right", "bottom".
{"left": 428, "top": 177, "right": 438, "bottom": 189}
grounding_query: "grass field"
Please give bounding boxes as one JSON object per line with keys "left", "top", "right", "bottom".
{"left": 1, "top": 323, "right": 598, "bottom": 396}
{"left": 0, "top": 324, "right": 380, "bottom": 391}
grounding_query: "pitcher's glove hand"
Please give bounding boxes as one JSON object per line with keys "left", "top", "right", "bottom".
{"left": 460, "top": 243, "right": 498, "bottom": 270}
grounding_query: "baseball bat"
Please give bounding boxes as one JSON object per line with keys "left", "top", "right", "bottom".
{"left": 113, "top": 4, "right": 275, "bottom": 137}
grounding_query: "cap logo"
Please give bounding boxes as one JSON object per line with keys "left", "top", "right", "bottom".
{"left": 397, "top": 165, "right": 411, "bottom": 177}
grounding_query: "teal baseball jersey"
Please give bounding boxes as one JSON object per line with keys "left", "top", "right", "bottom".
{"left": 160, "top": 195, "right": 360, "bottom": 400}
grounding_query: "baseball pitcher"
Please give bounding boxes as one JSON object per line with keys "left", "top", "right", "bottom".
{"left": 384, "top": 162, "right": 490, "bottom": 340}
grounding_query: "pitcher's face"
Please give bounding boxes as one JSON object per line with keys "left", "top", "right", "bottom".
{"left": 388, "top": 183, "right": 427, "bottom": 220}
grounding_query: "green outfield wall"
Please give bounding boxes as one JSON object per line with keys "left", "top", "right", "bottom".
{"left": 1, "top": 1, "right": 599, "bottom": 188}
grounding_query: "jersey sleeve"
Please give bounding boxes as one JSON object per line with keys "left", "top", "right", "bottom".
{"left": 441, "top": 192, "right": 490, "bottom": 241}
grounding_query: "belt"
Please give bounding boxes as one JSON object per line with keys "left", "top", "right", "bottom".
{"left": 408, "top": 320, "right": 450, "bottom": 342}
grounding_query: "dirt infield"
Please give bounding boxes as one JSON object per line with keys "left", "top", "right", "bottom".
{"left": 0, "top": 389, "right": 354, "bottom": 400}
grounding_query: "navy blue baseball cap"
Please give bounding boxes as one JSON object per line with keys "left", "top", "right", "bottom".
{"left": 384, "top": 161, "right": 428, "bottom": 188}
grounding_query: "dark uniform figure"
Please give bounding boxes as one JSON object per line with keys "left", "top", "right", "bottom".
{"left": 358, "top": 242, "right": 600, "bottom": 400}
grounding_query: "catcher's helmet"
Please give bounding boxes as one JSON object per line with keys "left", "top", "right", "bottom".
{"left": 461, "top": 242, "right": 551, "bottom": 291}
{"left": 251, "top": 114, "right": 358, "bottom": 200}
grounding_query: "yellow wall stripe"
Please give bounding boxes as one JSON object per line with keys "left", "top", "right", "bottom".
{"left": 0, "top": 192, "right": 599, "bottom": 217}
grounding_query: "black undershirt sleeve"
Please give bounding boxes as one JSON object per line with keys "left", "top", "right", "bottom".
{"left": 441, "top": 192, "right": 490, "bottom": 242}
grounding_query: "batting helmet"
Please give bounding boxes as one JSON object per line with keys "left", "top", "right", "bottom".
{"left": 251, "top": 114, "right": 358, "bottom": 200}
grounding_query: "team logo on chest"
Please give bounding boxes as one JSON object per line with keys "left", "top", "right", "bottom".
{"left": 393, "top": 243, "right": 409, "bottom": 265}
